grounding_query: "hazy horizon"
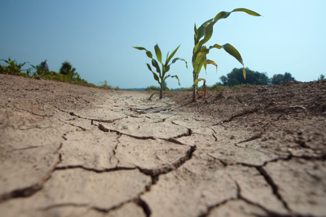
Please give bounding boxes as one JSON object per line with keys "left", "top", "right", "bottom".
{"left": 1, "top": 0, "right": 325, "bottom": 88}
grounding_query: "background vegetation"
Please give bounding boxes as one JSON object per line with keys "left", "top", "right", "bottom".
{"left": 0, "top": 58, "right": 98, "bottom": 87}
{"left": 219, "top": 68, "right": 298, "bottom": 86}
{"left": 1, "top": 57, "right": 323, "bottom": 92}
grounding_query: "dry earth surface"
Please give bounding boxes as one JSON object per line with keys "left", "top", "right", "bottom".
{"left": 0, "top": 74, "right": 325, "bottom": 217}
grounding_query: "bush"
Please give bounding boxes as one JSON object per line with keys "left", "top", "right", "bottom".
{"left": 220, "top": 68, "right": 269, "bottom": 86}
{"left": 0, "top": 58, "right": 27, "bottom": 76}
{"left": 145, "top": 85, "right": 160, "bottom": 91}
{"left": 0, "top": 57, "right": 95, "bottom": 87}
{"left": 98, "top": 80, "right": 111, "bottom": 89}
{"left": 271, "top": 72, "right": 296, "bottom": 85}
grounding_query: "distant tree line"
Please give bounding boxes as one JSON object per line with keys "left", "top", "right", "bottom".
{"left": 0, "top": 58, "right": 94, "bottom": 86}
{"left": 219, "top": 68, "right": 297, "bottom": 86}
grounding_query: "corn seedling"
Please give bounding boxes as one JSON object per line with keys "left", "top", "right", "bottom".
{"left": 134, "top": 44, "right": 187, "bottom": 99}
{"left": 192, "top": 8, "right": 260, "bottom": 101}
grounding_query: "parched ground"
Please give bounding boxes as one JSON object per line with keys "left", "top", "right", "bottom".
{"left": 0, "top": 74, "right": 325, "bottom": 217}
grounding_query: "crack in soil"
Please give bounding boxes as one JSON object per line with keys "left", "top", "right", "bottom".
{"left": 135, "top": 198, "right": 152, "bottom": 217}
{"left": 237, "top": 132, "right": 263, "bottom": 144}
{"left": 13, "top": 105, "right": 54, "bottom": 118}
{"left": 197, "top": 197, "right": 237, "bottom": 217}
{"left": 9, "top": 145, "right": 40, "bottom": 152}
{"left": 138, "top": 145, "right": 196, "bottom": 177}
{"left": 130, "top": 106, "right": 172, "bottom": 114}
{"left": 109, "top": 134, "right": 122, "bottom": 166}
{"left": 97, "top": 123, "right": 192, "bottom": 146}
{"left": 54, "top": 106, "right": 125, "bottom": 124}
{"left": 0, "top": 128, "right": 74, "bottom": 204}
{"left": 199, "top": 180, "right": 314, "bottom": 217}
{"left": 40, "top": 203, "right": 89, "bottom": 211}
{"left": 40, "top": 167, "right": 155, "bottom": 217}
{"left": 0, "top": 153, "right": 62, "bottom": 204}
{"left": 98, "top": 123, "right": 156, "bottom": 140}
{"left": 52, "top": 140, "right": 196, "bottom": 217}
{"left": 55, "top": 165, "right": 137, "bottom": 173}
{"left": 206, "top": 153, "right": 326, "bottom": 213}
{"left": 213, "top": 107, "right": 259, "bottom": 126}
{"left": 55, "top": 144, "right": 196, "bottom": 179}
{"left": 58, "top": 119, "right": 87, "bottom": 131}
{"left": 256, "top": 167, "right": 291, "bottom": 211}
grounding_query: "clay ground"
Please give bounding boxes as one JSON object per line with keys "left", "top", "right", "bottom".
{"left": 0, "top": 74, "right": 325, "bottom": 217}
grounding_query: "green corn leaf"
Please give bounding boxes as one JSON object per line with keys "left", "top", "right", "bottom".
{"left": 193, "top": 49, "right": 208, "bottom": 74}
{"left": 154, "top": 44, "right": 162, "bottom": 64}
{"left": 198, "top": 22, "right": 214, "bottom": 49}
{"left": 146, "top": 51, "right": 153, "bottom": 58}
{"left": 151, "top": 59, "right": 161, "bottom": 75}
{"left": 147, "top": 64, "right": 161, "bottom": 84}
{"left": 162, "top": 64, "right": 170, "bottom": 78}
{"left": 232, "top": 8, "right": 261, "bottom": 16}
{"left": 209, "top": 44, "right": 223, "bottom": 50}
{"left": 146, "top": 63, "right": 154, "bottom": 73}
{"left": 196, "top": 8, "right": 260, "bottom": 46}
{"left": 171, "top": 75, "right": 181, "bottom": 86}
{"left": 164, "top": 64, "right": 170, "bottom": 73}
{"left": 197, "top": 19, "right": 213, "bottom": 40}
{"left": 194, "top": 24, "right": 199, "bottom": 44}
{"left": 213, "top": 11, "right": 231, "bottom": 23}
{"left": 243, "top": 67, "right": 247, "bottom": 80}
{"left": 166, "top": 52, "right": 170, "bottom": 62}
{"left": 134, "top": 46, "right": 153, "bottom": 58}
{"left": 223, "top": 43, "right": 244, "bottom": 65}
{"left": 171, "top": 58, "right": 188, "bottom": 68}
{"left": 133, "top": 46, "right": 146, "bottom": 51}
{"left": 151, "top": 71, "right": 160, "bottom": 83}
{"left": 206, "top": 59, "right": 218, "bottom": 71}
{"left": 166, "top": 45, "right": 180, "bottom": 65}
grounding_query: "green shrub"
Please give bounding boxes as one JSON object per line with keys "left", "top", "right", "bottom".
{"left": 271, "top": 72, "right": 296, "bottom": 85}
{"left": 0, "top": 58, "right": 27, "bottom": 76}
{"left": 221, "top": 68, "right": 269, "bottom": 86}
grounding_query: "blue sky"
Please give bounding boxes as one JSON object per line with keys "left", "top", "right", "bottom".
{"left": 1, "top": 0, "right": 325, "bottom": 88}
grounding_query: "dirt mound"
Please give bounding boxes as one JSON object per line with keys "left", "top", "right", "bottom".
{"left": 0, "top": 74, "right": 325, "bottom": 217}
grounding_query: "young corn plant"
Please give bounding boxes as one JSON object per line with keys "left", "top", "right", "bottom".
{"left": 192, "top": 8, "right": 260, "bottom": 101}
{"left": 134, "top": 44, "right": 187, "bottom": 99}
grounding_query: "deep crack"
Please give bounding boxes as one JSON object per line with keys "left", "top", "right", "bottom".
{"left": 135, "top": 198, "right": 152, "bottom": 217}
{"left": 256, "top": 167, "right": 291, "bottom": 211}
{"left": 137, "top": 145, "right": 196, "bottom": 177}
{"left": 0, "top": 151, "right": 62, "bottom": 203}
{"left": 97, "top": 123, "right": 192, "bottom": 146}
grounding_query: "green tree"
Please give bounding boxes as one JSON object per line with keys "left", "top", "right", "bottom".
{"left": 59, "top": 61, "right": 78, "bottom": 80}
{"left": 318, "top": 74, "right": 325, "bottom": 81}
{"left": 134, "top": 44, "right": 187, "bottom": 99}
{"left": 191, "top": 8, "right": 260, "bottom": 101}
{"left": 271, "top": 72, "right": 296, "bottom": 85}
{"left": 221, "top": 68, "right": 269, "bottom": 86}
{"left": 32, "top": 59, "right": 50, "bottom": 77}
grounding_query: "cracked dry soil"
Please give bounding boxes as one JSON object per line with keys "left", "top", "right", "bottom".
{"left": 0, "top": 74, "right": 325, "bottom": 217}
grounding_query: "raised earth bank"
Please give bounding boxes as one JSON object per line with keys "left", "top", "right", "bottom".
{"left": 0, "top": 74, "right": 325, "bottom": 217}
